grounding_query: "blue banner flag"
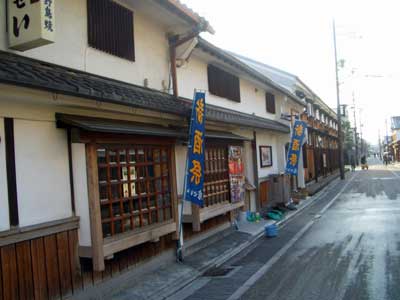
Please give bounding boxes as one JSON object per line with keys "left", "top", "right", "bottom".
{"left": 285, "top": 120, "right": 307, "bottom": 175}
{"left": 184, "top": 91, "right": 206, "bottom": 206}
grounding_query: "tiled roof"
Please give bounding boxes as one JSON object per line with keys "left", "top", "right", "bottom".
{"left": 231, "top": 52, "right": 337, "bottom": 118}
{"left": 154, "top": 0, "right": 215, "bottom": 34}
{"left": 0, "top": 51, "right": 289, "bottom": 133}
{"left": 196, "top": 38, "right": 306, "bottom": 108}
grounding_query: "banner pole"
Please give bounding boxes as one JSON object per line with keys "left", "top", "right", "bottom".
{"left": 176, "top": 89, "right": 197, "bottom": 262}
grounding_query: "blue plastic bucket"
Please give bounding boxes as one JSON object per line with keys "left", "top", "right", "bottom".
{"left": 265, "top": 224, "right": 278, "bottom": 238}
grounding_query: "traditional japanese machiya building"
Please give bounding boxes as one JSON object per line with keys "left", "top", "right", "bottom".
{"left": 177, "top": 38, "right": 306, "bottom": 215}
{"left": 0, "top": 0, "right": 300, "bottom": 299}
{"left": 0, "top": 0, "right": 217, "bottom": 298}
{"left": 233, "top": 54, "right": 339, "bottom": 187}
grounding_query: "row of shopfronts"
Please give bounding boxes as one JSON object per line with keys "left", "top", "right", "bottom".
{"left": 0, "top": 0, "right": 339, "bottom": 299}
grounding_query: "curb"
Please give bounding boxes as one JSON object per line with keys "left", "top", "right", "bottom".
{"left": 160, "top": 175, "right": 342, "bottom": 300}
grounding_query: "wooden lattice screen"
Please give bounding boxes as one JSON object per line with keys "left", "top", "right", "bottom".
{"left": 97, "top": 145, "right": 173, "bottom": 237}
{"left": 203, "top": 146, "right": 230, "bottom": 207}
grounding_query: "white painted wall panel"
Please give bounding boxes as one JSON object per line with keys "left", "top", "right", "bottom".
{"left": 256, "top": 132, "right": 281, "bottom": 178}
{"left": 0, "top": 118, "right": 10, "bottom": 231}
{"left": 177, "top": 56, "right": 290, "bottom": 122}
{"left": 72, "top": 143, "right": 91, "bottom": 246}
{"left": 14, "top": 119, "right": 72, "bottom": 227}
{"left": 0, "top": 0, "right": 170, "bottom": 91}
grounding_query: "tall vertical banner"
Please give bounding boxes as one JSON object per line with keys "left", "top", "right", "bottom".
{"left": 185, "top": 91, "right": 206, "bottom": 206}
{"left": 285, "top": 120, "right": 307, "bottom": 175}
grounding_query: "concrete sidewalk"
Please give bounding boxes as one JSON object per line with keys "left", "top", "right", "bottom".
{"left": 73, "top": 177, "right": 340, "bottom": 300}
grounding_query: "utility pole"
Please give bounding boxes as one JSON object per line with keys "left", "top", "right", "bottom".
{"left": 385, "top": 118, "right": 389, "bottom": 154}
{"left": 352, "top": 93, "right": 359, "bottom": 165}
{"left": 378, "top": 129, "right": 382, "bottom": 160}
{"left": 359, "top": 109, "right": 363, "bottom": 156}
{"left": 333, "top": 19, "right": 345, "bottom": 180}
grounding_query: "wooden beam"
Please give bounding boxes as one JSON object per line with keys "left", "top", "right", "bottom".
{"left": 0, "top": 217, "right": 79, "bottom": 247}
{"left": 191, "top": 204, "right": 201, "bottom": 232}
{"left": 170, "top": 44, "right": 178, "bottom": 97}
{"left": 4, "top": 118, "right": 19, "bottom": 226}
{"left": 85, "top": 143, "right": 105, "bottom": 271}
{"left": 170, "top": 146, "right": 179, "bottom": 240}
{"left": 199, "top": 201, "right": 244, "bottom": 223}
{"left": 103, "top": 221, "right": 176, "bottom": 257}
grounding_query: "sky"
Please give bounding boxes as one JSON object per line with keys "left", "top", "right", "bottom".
{"left": 181, "top": 0, "right": 400, "bottom": 144}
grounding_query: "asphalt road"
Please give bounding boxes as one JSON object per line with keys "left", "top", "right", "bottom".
{"left": 178, "top": 159, "right": 400, "bottom": 300}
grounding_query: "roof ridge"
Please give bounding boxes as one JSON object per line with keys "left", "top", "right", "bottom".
{"left": 229, "top": 51, "right": 298, "bottom": 78}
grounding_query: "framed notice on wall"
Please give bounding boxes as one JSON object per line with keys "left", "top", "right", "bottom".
{"left": 228, "top": 146, "right": 245, "bottom": 203}
{"left": 259, "top": 146, "right": 273, "bottom": 168}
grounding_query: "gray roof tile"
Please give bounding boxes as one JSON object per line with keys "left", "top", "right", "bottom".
{"left": 0, "top": 51, "right": 289, "bottom": 133}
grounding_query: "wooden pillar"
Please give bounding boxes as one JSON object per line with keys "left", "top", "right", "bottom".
{"left": 191, "top": 204, "right": 201, "bottom": 232}
{"left": 86, "top": 143, "right": 105, "bottom": 271}
{"left": 169, "top": 146, "right": 179, "bottom": 240}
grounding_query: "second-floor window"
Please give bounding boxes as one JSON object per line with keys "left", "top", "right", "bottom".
{"left": 266, "top": 92, "right": 276, "bottom": 114}
{"left": 207, "top": 65, "right": 241, "bottom": 102}
{"left": 87, "top": 0, "right": 135, "bottom": 61}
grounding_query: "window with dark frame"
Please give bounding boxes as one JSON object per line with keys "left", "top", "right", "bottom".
{"left": 266, "top": 92, "right": 276, "bottom": 114}
{"left": 207, "top": 65, "right": 241, "bottom": 102}
{"left": 87, "top": 0, "right": 135, "bottom": 61}
{"left": 203, "top": 146, "right": 231, "bottom": 207}
{"left": 97, "top": 145, "right": 173, "bottom": 238}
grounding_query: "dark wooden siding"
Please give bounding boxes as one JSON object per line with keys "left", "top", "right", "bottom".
{"left": 207, "top": 65, "right": 240, "bottom": 102}
{"left": 0, "top": 229, "right": 82, "bottom": 300}
{"left": 302, "top": 144, "right": 308, "bottom": 168}
{"left": 0, "top": 228, "right": 177, "bottom": 300}
{"left": 259, "top": 180, "right": 270, "bottom": 208}
{"left": 87, "top": 0, "right": 135, "bottom": 61}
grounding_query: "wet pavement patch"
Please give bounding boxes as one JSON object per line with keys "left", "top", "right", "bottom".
{"left": 202, "top": 266, "right": 239, "bottom": 278}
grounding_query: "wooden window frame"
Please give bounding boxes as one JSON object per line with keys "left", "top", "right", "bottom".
{"left": 266, "top": 92, "right": 276, "bottom": 114}
{"left": 84, "top": 135, "right": 178, "bottom": 271}
{"left": 188, "top": 141, "right": 245, "bottom": 232}
{"left": 87, "top": 0, "right": 135, "bottom": 61}
{"left": 97, "top": 145, "right": 174, "bottom": 238}
{"left": 207, "top": 65, "right": 241, "bottom": 102}
{"left": 203, "top": 145, "right": 230, "bottom": 208}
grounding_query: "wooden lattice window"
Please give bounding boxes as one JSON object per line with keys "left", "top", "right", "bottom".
{"left": 97, "top": 145, "right": 173, "bottom": 238}
{"left": 207, "top": 65, "right": 241, "bottom": 102}
{"left": 203, "top": 146, "right": 230, "bottom": 207}
{"left": 87, "top": 0, "right": 135, "bottom": 61}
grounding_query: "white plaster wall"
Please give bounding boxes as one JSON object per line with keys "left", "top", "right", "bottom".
{"left": 72, "top": 143, "right": 91, "bottom": 246}
{"left": 0, "top": 0, "right": 170, "bottom": 91}
{"left": 256, "top": 131, "right": 281, "bottom": 178}
{"left": 0, "top": 118, "right": 10, "bottom": 231}
{"left": 177, "top": 57, "right": 281, "bottom": 120}
{"left": 14, "top": 119, "right": 72, "bottom": 227}
{"left": 175, "top": 144, "right": 187, "bottom": 197}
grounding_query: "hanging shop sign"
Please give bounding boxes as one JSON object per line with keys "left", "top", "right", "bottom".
{"left": 285, "top": 120, "right": 307, "bottom": 175}
{"left": 184, "top": 91, "right": 206, "bottom": 206}
{"left": 228, "top": 146, "right": 245, "bottom": 203}
{"left": 8, "top": 0, "right": 56, "bottom": 51}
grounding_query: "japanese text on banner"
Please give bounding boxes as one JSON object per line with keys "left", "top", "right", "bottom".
{"left": 285, "top": 120, "right": 307, "bottom": 175}
{"left": 185, "top": 92, "right": 206, "bottom": 206}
